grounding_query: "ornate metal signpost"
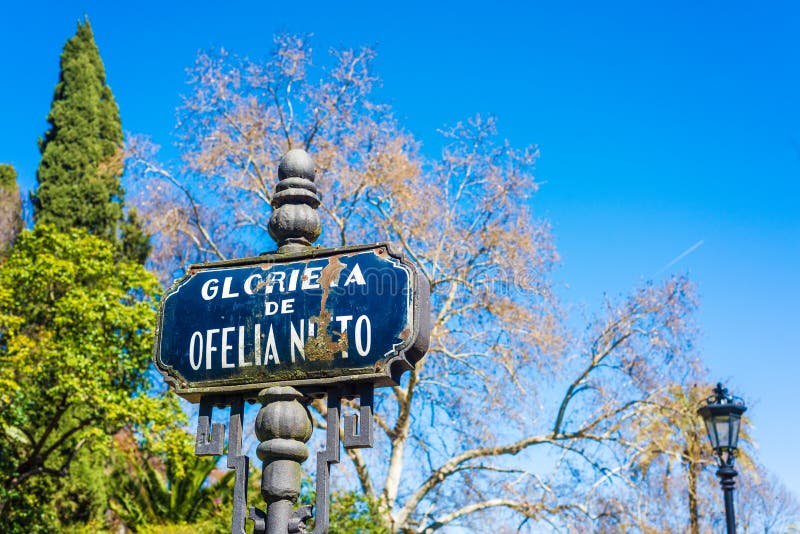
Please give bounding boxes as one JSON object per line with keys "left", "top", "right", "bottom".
{"left": 154, "top": 149, "right": 430, "bottom": 533}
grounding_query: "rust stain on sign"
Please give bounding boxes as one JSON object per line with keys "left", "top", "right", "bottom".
{"left": 305, "top": 255, "right": 349, "bottom": 361}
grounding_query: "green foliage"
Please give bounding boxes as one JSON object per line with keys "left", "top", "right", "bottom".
{"left": 51, "top": 448, "right": 113, "bottom": 527}
{"left": 32, "top": 18, "right": 148, "bottom": 262}
{"left": 0, "top": 225, "right": 183, "bottom": 530}
{"left": 120, "top": 208, "right": 152, "bottom": 264}
{"left": 0, "top": 164, "right": 17, "bottom": 188}
{"left": 0, "top": 476, "right": 58, "bottom": 533}
{"left": 299, "top": 478, "right": 388, "bottom": 533}
{"left": 0, "top": 18, "right": 159, "bottom": 532}
{"left": 328, "top": 490, "right": 388, "bottom": 534}
{"left": 109, "top": 429, "right": 234, "bottom": 531}
{"left": 0, "top": 164, "right": 22, "bottom": 259}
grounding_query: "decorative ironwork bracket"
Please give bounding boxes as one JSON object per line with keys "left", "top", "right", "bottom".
{"left": 195, "top": 400, "right": 224, "bottom": 455}
{"left": 195, "top": 397, "right": 249, "bottom": 534}
{"left": 314, "top": 384, "right": 374, "bottom": 533}
{"left": 194, "top": 384, "right": 374, "bottom": 534}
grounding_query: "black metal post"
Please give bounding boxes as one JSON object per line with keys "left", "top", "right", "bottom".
{"left": 698, "top": 384, "right": 747, "bottom": 534}
{"left": 253, "top": 386, "right": 312, "bottom": 534}
{"left": 717, "top": 464, "right": 737, "bottom": 534}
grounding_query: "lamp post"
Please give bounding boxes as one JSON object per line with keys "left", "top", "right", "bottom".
{"left": 697, "top": 383, "right": 747, "bottom": 534}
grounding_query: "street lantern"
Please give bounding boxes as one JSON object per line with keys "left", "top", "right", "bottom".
{"left": 697, "top": 383, "right": 747, "bottom": 534}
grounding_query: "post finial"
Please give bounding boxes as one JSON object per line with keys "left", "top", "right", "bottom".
{"left": 268, "top": 149, "right": 321, "bottom": 253}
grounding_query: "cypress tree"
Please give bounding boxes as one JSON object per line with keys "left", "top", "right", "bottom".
{"left": 0, "top": 164, "right": 23, "bottom": 259}
{"left": 33, "top": 18, "right": 149, "bottom": 262}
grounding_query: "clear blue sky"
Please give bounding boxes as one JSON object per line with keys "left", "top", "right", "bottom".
{"left": 2, "top": 0, "right": 798, "bottom": 496}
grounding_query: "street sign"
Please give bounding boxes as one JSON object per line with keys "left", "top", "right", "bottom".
{"left": 155, "top": 243, "right": 430, "bottom": 401}
{"left": 157, "top": 149, "right": 432, "bottom": 534}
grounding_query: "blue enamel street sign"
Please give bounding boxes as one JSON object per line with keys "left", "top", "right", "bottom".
{"left": 154, "top": 243, "right": 430, "bottom": 401}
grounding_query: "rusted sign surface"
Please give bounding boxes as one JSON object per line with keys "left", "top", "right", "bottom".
{"left": 154, "top": 243, "right": 430, "bottom": 401}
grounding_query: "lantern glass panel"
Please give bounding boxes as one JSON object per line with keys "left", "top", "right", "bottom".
{"left": 703, "top": 418, "right": 718, "bottom": 449}
{"left": 729, "top": 416, "right": 741, "bottom": 449}
{"left": 713, "top": 415, "right": 731, "bottom": 449}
